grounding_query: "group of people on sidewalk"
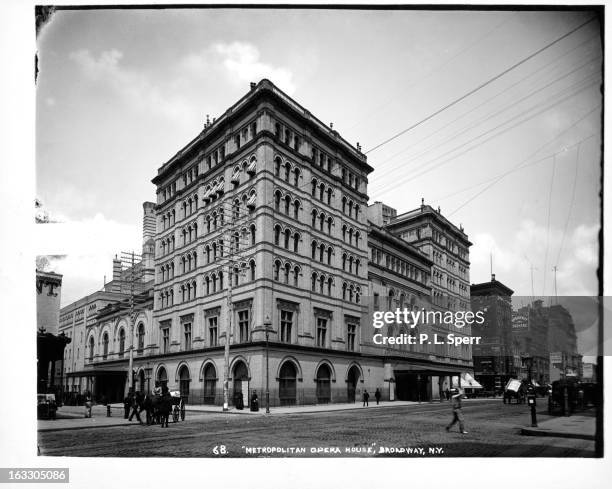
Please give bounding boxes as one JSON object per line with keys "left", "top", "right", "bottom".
{"left": 361, "top": 388, "right": 382, "bottom": 406}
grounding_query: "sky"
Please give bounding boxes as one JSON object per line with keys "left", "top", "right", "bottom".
{"left": 34, "top": 7, "right": 603, "bottom": 307}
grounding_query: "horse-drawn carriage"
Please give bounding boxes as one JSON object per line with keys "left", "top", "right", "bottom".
{"left": 503, "top": 379, "right": 526, "bottom": 404}
{"left": 169, "top": 390, "right": 186, "bottom": 423}
{"left": 144, "top": 388, "right": 186, "bottom": 427}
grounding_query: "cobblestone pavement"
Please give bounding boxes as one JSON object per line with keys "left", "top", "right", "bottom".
{"left": 38, "top": 400, "right": 597, "bottom": 457}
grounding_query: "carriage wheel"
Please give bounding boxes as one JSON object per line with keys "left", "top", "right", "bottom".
{"left": 172, "top": 406, "right": 179, "bottom": 423}
{"left": 181, "top": 404, "right": 185, "bottom": 421}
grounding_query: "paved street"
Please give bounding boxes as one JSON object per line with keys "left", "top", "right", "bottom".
{"left": 38, "top": 400, "right": 596, "bottom": 457}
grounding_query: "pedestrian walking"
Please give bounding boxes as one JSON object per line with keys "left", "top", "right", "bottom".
{"left": 444, "top": 388, "right": 450, "bottom": 401}
{"left": 84, "top": 391, "right": 92, "bottom": 418}
{"left": 362, "top": 389, "right": 369, "bottom": 407}
{"left": 129, "top": 391, "right": 144, "bottom": 424}
{"left": 374, "top": 388, "right": 381, "bottom": 405}
{"left": 123, "top": 392, "right": 131, "bottom": 419}
{"left": 445, "top": 388, "right": 468, "bottom": 434}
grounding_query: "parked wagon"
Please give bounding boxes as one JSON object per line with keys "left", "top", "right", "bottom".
{"left": 169, "top": 390, "right": 186, "bottom": 422}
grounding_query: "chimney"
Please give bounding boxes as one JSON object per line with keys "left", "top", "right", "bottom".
{"left": 250, "top": 82, "right": 256, "bottom": 91}
{"left": 491, "top": 273, "right": 496, "bottom": 282}
{"left": 142, "top": 201, "right": 156, "bottom": 244}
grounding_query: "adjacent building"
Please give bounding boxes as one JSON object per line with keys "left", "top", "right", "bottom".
{"left": 37, "top": 269, "right": 70, "bottom": 395}
{"left": 470, "top": 274, "right": 515, "bottom": 392}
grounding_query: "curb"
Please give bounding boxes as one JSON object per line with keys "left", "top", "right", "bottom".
{"left": 520, "top": 427, "right": 595, "bottom": 441}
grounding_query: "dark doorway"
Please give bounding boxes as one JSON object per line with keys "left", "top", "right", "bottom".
{"left": 347, "top": 365, "right": 360, "bottom": 403}
{"left": 278, "top": 362, "right": 297, "bottom": 406}
{"left": 316, "top": 364, "right": 331, "bottom": 404}
{"left": 179, "top": 365, "right": 190, "bottom": 402}
{"left": 233, "top": 361, "right": 249, "bottom": 407}
{"left": 157, "top": 367, "right": 168, "bottom": 389}
{"left": 203, "top": 364, "right": 217, "bottom": 405}
{"left": 395, "top": 372, "right": 430, "bottom": 401}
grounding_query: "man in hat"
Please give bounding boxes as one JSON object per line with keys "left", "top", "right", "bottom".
{"left": 445, "top": 388, "right": 468, "bottom": 434}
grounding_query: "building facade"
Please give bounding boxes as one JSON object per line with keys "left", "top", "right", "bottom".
{"left": 37, "top": 269, "right": 70, "bottom": 395}
{"left": 72, "top": 80, "right": 474, "bottom": 406}
{"left": 470, "top": 275, "right": 515, "bottom": 392}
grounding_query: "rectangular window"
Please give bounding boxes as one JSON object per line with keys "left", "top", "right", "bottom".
{"left": 208, "top": 316, "right": 218, "bottom": 347}
{"left": 347, "top": 324, "right": 357, "bottom": 351}
{"left": 238, "top": 310, "right": 250, "bottom": 343}
{"left": 184, "top": 323, "right": 192, "bottom": 350}
{"left": 316, "top": 318, "right": 327, "bottom": 347}
{"left": 162, "top": 327, "right": 170, "bottom": 354}
{"left": 280, "top": 310, "right": 293, "bottom": 343}
{"left": 373, "top": 293, "right": 380, "bottom": 310}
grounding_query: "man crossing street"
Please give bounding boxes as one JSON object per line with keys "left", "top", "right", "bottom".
{"left": 445, "top": 388, "right": 468, "bottom": 434}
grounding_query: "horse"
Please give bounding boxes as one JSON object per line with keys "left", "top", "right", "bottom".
{"left": 151, "top": 393, "right": 171, "bottom": 428}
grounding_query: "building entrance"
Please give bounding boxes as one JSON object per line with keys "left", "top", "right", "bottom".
{"left": 395, "top": 372, "right": 430, "bottom": 402}
{"left": 347, "top": 366, "right": 360, "bottom": 403}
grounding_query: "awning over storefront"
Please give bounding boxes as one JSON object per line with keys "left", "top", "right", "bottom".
{"left": 461, "top": 372, "right": 483, "bottom": 389}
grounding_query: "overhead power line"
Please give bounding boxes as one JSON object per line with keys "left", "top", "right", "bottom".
{"left": 364, "top": 15, "right": 598, "bottom": 154}
{"left": 445, "top": 103, "right": 601, "bottom": 217}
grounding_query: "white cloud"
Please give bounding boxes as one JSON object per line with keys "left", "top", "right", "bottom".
{"left": 70, "top": 49, "right": 196, "bottom": 124}
{"left": 181, "top": 42, "right": 296, "bottom": 95}
{"left": 36, "top": 213, "right": 141, "bottom": 305}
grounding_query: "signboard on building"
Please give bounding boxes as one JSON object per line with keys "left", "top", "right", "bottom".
{"left": 550, "top": 352, "right": 562, "bottom": 365}
{"left": 583, "top": 363, "right": 593, "bottom": 379}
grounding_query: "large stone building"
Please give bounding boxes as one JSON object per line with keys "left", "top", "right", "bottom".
{"left": 470, "top": 274, "right": 515, "bottom": 392}
{"left": 69, "top": 80, "right": 475, "bottom": 406}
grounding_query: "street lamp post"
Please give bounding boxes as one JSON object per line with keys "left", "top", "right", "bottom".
{"left": 264, "top": 314, "right": 272, "bottom": 414}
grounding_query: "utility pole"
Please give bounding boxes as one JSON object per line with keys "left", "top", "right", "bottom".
{"left": 120, "top": 250, "right": 143, "bottom": 396}
{"left": 219, "top": 200, "right": 253, "bottom": 412}
{"left": 530, "top": 264, "right": 537, "bottom": 301}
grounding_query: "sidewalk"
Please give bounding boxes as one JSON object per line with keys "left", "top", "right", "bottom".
{"left": 520, "top": 413, "right": 596, "bottom": 440}
{"left": 39, "top": 399, "right": 444, "bottom": 432}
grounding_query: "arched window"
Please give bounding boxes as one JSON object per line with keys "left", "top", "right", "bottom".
{"left": 118, "top": 328, "right": 126, "bottom": 356}
{"left": 355, "top": 231, "right": 361, "bottom": 247}
{"left": 342, "top": 283, "right": 347, "bottom": 301}
{"left": 275, "top": 157, "right": 281, "bottom": 176}
{"left": 203, "top": 363, "right": 217, "bottom": 405}
{"left": 311, "top": 241, "right": 317, "bottom": 259}
{"left": 327, "top": 247, "right": 332, "bottom": 265}
{"left": 319, "top": 213, "right": 324, "bottom": 231}
{"left": 205, "top": 276, "right": 211, "bottom": 294}
{"left": 274, "top": 261, "right": 281, "bottom": 281}
{"left": 293, "top": 200, "right": 300, "bottom": 219}
{"left": 327, "top": 277, "right": 333, "bottom": 295}
{"left": 349, "top": 256, "right": 354, "bottom": 274}
{"left": 250, "top": 224, "right": 256, "bottom": 245}
{"left": 274, "top": 191, "right": 281, "bottom": 211}
{"left": 293, "top": 266, "right": 300, "bottom": 287}
{"left": 293, "top": 168, "right": 300, "bottom": 186}
{"left": 342, "top": 197, "right": 347, "bottom": 214}
{"left": 319, "top": 275, "right": 325, "bottom": 294}
{"left": 327, "top": 188, "right": 332, "bottom": 205}
{"left": 212, "top": 242, "right": 218, "bottom": 260}
{"left": 342, "top": 225, "right": 347, "bottom": 241}
{"left": 311, "top": 179, "right": 317, "bottom": 197}
{"left": 250, "top": 260, "right": 256, "bottom": 281}
{"left": 274, "top": 225, "right": 281, "bottom": 246}
{"left": 102, "top": 332, "right": 109, "bottom": 359}
{"left": 279, "top": 362, "right": 297, "bottom": 406}
{"left": 219, "top": 271, "right": 224, "bottom": 290}
{"left": 355, "top": 259, "right": 360, "bottom": 275}
{"left": 316, "top": 364, "right": 331, "bottom": 404}
{"left": 348, "top": 228, "right": 354, "bottom": 246}
{"left": 284, "top": 195, "right": 291, "bottom": 215}
{"left": 284, "top": 162, "right": 291, "bottom": 182}
{"left": 137, "top": 323, "right": 145, "bottom": 352}
{"left": 319, "top": 183, "right": 325, "bottom": 201}
{"left": 342, "top": 253, "right": 347, "bottom": 271}
{"left": 319, "top": 243, "right": 325, "bottom": 262}
{"left": 327, "top": 217, "right": 332, "bottom": 234}
{"left": 293, "top": 233, "right": 299, "bottom": 253}
{"left": 311, "top": 273, "right": 317, "bottom": 292}
{"left": 284, "top": 263, "right": 291, "bottom": 284}
{"left": 311, "top": 210, "right": 317, "bottom": 227}
{"left": 88, "top": 336, "right": 95, "bottom": 362}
